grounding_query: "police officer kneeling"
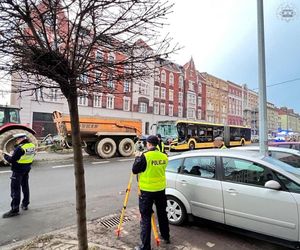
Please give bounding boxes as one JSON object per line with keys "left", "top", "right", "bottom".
{"left": 132, "top": 135, "right": 170, "bottom": 250}
{"left": 2, "top": 133, "right": 35, "bottom": 218}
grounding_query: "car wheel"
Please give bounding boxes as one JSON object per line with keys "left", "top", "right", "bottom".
{"left": 166, "top": 196, "right": 187, "bottom": 225}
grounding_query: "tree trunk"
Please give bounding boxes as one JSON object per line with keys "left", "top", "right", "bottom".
{"left": 67, "top": 94, "right": 88, "bottom": 250}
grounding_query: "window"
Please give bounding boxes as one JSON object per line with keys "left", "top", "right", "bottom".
{"left": 93, "top": 94, "right": 102, "bottom": 107}
{"left": 169, "top": 89, "right": 174, "bottom": 101}
{"left": 270, "top": 151, "right": 300, "bottom": 168}
{"left": 124, "top": 80, "right": 130, "bottom": 92}
{"left": 274, "top": 172, "right": 300, "bottom": 193}
{"left": 169, "top": 73, "right": 174, "bottom": 86}
{"left": 161, "top": 70, "right": 166, "bottom": 83}
{"left": 187, "top": 108, "right": 195, "bottom": 119}
{"left": 153, "top": 102, "right": 159, "bottom": 115}
{"left": 197, "top": 109, "right": 202, "bottom": 119}
{"left": 189, "top": 80, "right": 194, "bottom": 91}
{"left": 78, "top": 92, "right": 88, "bottom": 106}
{"left": 155, "top": 68, "right": 160, "bottom": 82}
{"left": 139, "top": 82, "right": 149, "bottom": 95}
{"left": 179, "top": 76, "right": 184, "bottom": 89}
{"left": 106, "top": 94, "right": 114, "bottom": 109}
{"left": 197, "top": 96, "right": 202, "bottom": 106}
{"left": 123, "top": 97, "right": 131, "bottom": 111}
{"left": 188, "top": 93, "right": 196, "bottom": 105}
{"left": 80, "top": 74, "right": 88, "bottom": 84}
{"left": 0, "top": 110, "right": 4, "bottom": 126}
{"left": 160, "top": 103, "right": 165, "bottom": 115}
{"left": 161, "top": 87, "right": 166, "bottom": 99}
{"left": 182, "top": 156, "right": 216, "bottom": 179}
{"left": 96, "top": 50, "right": 103, "bottom": 62}
{"left": 139, "top": 102, "right": 147, "bottom": 113}
{"left": 95, "top": 70, "right": 101, "bottom": 84}
{"left": 107, "top": 73, "right": 114, "bottom": 89}
{"left": 178, "top": 92, "right": 183, "bottom": 104}
{"left": 168, "top": 105, "right": 173, "bottom": 116}
{"left": 166, "top": 159, "right": 182, "bottom": 173}
{"left": 154, "top": 86, "right": 160, "bottom": 98}
{"left": 145, "top": 122, "right": 149, "bottom": 135}
{"left": 108, "top": 53, "right": 115, "bottom": 64}
{"left": 223, "top": 157, "right": 268, "bottom": 186}
{"left": 35, "top": 88, "right": 44, "bottom": 101}
{"left": 178, "top": 106, "right": 183, "bottom": 117}
{"left": 49, "top": 89, "right": 58, "bottom": 102}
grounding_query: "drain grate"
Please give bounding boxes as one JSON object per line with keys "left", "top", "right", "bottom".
{"left": 100, "top": 215, "right": 131, "bottom": 228}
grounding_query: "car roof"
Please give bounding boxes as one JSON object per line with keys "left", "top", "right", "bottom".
{"left": 169, "top": 148, "right": 265, "bottom": 161}
{"left": 232, "top": 146, "right": 300, "bottom": 155}
{"left": 269, "top": 141, "right": 300, "bottom": 145}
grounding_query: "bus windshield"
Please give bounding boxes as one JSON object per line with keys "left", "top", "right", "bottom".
{"left": 156, "top": 121, "right": 178, "bottom": 138}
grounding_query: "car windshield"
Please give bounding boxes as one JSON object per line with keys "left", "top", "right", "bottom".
{"left": 264, "top": 156, "right": 300, "bottom": 179}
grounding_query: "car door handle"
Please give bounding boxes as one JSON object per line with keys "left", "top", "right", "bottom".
{"left": 226, "top": 188, "right": 238, "bottom": 195}
{"left": 179, "top": 180, "right": 188, "bottom": 185}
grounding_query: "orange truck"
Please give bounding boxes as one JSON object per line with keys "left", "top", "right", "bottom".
{"left": 53, "top": 111, "right": 142, "bottom": 159}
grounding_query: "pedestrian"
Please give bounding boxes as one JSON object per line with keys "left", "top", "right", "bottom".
{"left": 1, "top": 133, "right": 36, "bottom": 218}
{"left": 156, "top": 134, "right": 166, "bottom": 154}
{"left": 132, "top": 135, "right": 170, "bottom": 250}
{"left": 214, "top": 136, "right": 227, "bottom": 149}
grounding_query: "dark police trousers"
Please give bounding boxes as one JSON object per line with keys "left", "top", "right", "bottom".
{"left": 139, "top": 190, "right": 170, "bottom": 250}
{"left": 10, "top": 170, "right": 30, "bottom": 212}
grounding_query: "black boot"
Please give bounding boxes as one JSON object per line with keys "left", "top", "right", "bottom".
{"left": 2, "top": 210, "right": 19, "bottom": 218}
{"left": 21, "top": 204, "right": 28, "bottom": 210}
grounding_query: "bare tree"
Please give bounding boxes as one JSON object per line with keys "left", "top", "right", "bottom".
{"left": 0, "top": 0, "right": 178, "bottom": 249}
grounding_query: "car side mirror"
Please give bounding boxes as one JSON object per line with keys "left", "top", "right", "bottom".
{"left": 264, "top": 180, "right": 281, "bottom": 190}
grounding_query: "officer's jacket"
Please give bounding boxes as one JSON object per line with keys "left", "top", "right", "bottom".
{"left": 156, "top": 141, "right": 166, "bottom": 154}
{"left": 4, "top": 140, "right": 35, "bottom": 173}
{"left": 132, "top": 147, "right": 168, "bottom": 192}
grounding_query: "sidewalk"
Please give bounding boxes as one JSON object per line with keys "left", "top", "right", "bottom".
{"left": 2, "top": 207, "right": 195, "bottom": 250}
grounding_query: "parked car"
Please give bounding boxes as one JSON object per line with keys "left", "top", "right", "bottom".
{"left": 232, "top": 146, "right": 300, "bottom": 168}
{"left": 166, "top": 149, "right": 300, "bottom": 248}
{"left": 269, "top": 141, "right": 300, "bottom": 152}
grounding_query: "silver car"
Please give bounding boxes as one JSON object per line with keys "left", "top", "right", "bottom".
{"left": 166, "top": 149, "right": 300, "bottom": 247}
{"left": 232, "top": 146, "right": 300, "bottom": 169}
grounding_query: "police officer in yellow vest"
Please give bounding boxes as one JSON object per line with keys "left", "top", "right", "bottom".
{"left": 156, "top": 134, "right": 166, "bottom": 154}
{"left": 132, "top": 135, "right": 170, "bottom": 250}
{"left": 2, "top": 133, "right": 35, "bottom": 218}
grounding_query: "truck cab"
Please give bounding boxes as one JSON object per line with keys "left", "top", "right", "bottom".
{"left": 0, "top": 105, "right": 21, "bottom": 127}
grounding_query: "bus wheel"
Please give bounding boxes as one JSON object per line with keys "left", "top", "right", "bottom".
{"left": 189, "top": 142, "right": 195, "bottom": 150}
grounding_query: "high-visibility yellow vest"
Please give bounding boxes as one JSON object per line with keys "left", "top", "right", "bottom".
{"left": 156, "top": 141, "right": 165, "bottom": 153}
{"left": 139, "top": 150, "right": 168, "bottom": 192}
{"left": 221, "top": 145, "right": 227, "bottom": 149}
{"left": 17, "top": 143, "right": 36, "bottom": 164}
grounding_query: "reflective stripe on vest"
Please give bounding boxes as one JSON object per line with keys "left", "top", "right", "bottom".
{"left": 156, "top": 142, "right": 165, "bottom": 153}
{"left": 17, "top": 143, "right": 36, "bottom": 164}
{"left": 139, "top": 150, "right": 168, "bottom": 192}
{"left": 221, "top": 145, "right": 227, "bottom": 149}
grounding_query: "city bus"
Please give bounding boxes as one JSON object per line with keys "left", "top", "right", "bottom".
{"left": 156, "top": 120, "right": 251, "bottom": 151}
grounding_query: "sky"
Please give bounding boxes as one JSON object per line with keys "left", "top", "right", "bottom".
{"left": 1, "top": 0, "right": 299, "bottom": 113}
{"left": 165, "top": 0, "right": 300, "bottom": 113}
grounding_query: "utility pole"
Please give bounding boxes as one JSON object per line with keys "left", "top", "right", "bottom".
{"left": 257, "top": 0, "right": 268, "bottom": 155}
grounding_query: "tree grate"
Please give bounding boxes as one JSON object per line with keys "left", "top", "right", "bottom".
{"left": 100, "top": 215, "right": 131, "bottom": 228}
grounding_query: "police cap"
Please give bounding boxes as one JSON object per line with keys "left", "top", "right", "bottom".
{"left": 146, "top": 135, "right": 159, "bottom": 146}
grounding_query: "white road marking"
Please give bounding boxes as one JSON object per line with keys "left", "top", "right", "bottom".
{"left": 91, "top": 161, "right": 110, "bottom": 165}
{"left": 117, "top": 159, "right": 134, "bottom": 162}
{"left": 52, "top": 164, "right": 73, "bottom": 169}
{"left": 0, "top": 170, "right": 11, "bottom": 174}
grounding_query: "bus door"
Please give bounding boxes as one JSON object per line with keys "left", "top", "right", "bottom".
{"left": 224, "top": 126, "right": 230, "bottom": 147}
